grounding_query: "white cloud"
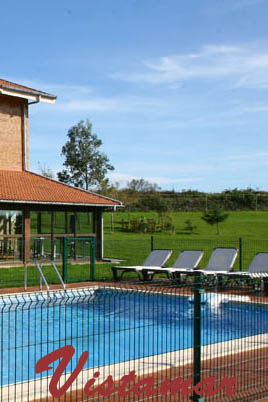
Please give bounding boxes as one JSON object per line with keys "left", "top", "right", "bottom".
{"left": 113, "top": 44, "right": 268, "bottom": 89}
{"left": 56, "top": 98, "right": 121, "bottom": 112}
{"left": 54, "top": 95, "right": 163, "bottom": 113}
{"left": 226, "top": 151, "right": 268, "bottom": 161}
{"left": 10, "top": 76, "right": 168, "bottom": 114}
{"left": 108, "top": 172, "right": 200, "bottom": 188}
{"left": 242, "top": 105, "right": 268, "bottom": 113}
{"left": 229, "top": 0, "right": 266, "bottom": 9}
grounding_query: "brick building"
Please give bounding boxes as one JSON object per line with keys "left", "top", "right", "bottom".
{"left": 0, "top": 78, "right": 122, "bottom": 264}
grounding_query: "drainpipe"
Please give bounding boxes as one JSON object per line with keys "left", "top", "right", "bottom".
{"left": 22, "top": 96, "right": 40, "bottom": 170}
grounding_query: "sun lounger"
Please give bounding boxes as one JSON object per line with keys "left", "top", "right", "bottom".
{"left": 157, "top": 248, "right": 238, "bottom": 284}
{"left": 199, "top": 247, "right": 238, "bottom": 274}
{"left": 111, "top": 249, "right": 172, "bottom": 280}
{"left": 196, "top": 247, "right": 238, "bottom": 286}
{"left": 222, "top": 253, "right": 268, "bottom": 288}
{"left": 140, "top": 250, "right": 204, "bottom": 281}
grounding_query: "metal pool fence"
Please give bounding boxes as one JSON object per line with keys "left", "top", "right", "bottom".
{"left": 105, "top": 236, "right": 268, "bottom": 271}
{"left": 0, "top": 283, "right": 268, "bottom": 402}
{"left": 1, "top": 237, "right": 268, "bottom": 288}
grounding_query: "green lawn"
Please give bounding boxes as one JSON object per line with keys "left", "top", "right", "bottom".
{"left": 0, "top": 262, "right": 114, "bottom": 290}
{"left": 104, "top": 210, "right": 268, "bottom": 240}
{"left": 103, "top": 210, "right": 268, "bottom": 273}
{"left": 1, "top": 210, "right": 268, "bottom": 289}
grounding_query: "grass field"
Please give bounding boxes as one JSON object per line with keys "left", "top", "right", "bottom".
{"left": 103, "top": 210, "right": 268, "bottom": 240}
{"left": 103, "top": 210, "right": 268, "bottom": 275}
{"left": 1, "top": 210, "right": 268, "bottom": 289}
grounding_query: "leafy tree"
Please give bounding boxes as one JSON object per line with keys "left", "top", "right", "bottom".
{"left": 97, "top": 179, "right": 123, "bottom": 201}
{"left": 137, "top": 193, "right": 173, "bottom": 229}
{"left": 183, "top": 219, "right": 197, "bottom": 234}
{"left": 138, "top": 193, "right": 171, "bottom": 213}
{"left": 201, "top": 209, "right": 229, "bottom": 235}
{"left": 57, "top": 120, "right": 114, "bottom": 190}
{"left": 126, "top": 179, "right": 161, "bottom": 193}
{"left": 38, "top": 162, "right": 54, "bottom": 179}
{"left": 116, "top": 179, "right": 161, "bottom": 210}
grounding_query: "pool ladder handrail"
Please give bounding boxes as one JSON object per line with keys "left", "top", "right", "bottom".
{"left": 44, "top": 258, "right": 66, "bottom": 291}
{"left": 24, "top": 259, "right": 66, "bottom": 292}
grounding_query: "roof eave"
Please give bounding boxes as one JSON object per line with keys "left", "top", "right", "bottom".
{"left": 0, "top": 199, "right": 122, "bottom": 208}
{"left": 0, "top": 86, "right": 56, "bottom": 104}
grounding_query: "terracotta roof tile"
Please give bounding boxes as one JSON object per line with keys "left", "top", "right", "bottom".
{"left": 0, "top": 170, "right": 121, "bottom": 206}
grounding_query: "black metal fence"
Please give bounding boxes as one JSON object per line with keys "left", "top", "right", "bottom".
{"left": 0, "top": 284, "right": 267, "bottom": 401}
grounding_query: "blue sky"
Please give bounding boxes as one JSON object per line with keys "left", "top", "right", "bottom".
{"left": 1, "top": 0, "right": 268, "bottom": 192}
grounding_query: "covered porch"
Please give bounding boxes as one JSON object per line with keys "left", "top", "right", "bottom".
{"left": 0, "top": 205, "right": 104, "bottom": 265}
{"left": 0, "top": 170, "right": 122, "bottom": 266}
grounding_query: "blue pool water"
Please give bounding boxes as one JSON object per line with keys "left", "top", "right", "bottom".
{"left": 0, "top": 288, "right": 268, "bottom": 385}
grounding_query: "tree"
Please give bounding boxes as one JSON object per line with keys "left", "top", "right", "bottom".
{"left": 139, "top": 193, "right": 170, "bottom": 213}
{"left": 183, "top": 219, "right": 197, "bottom": 234}
{"left": 97, "top": 179, "right": 121, "bottom": 200}
{"left": 201, "top": 209, "right": 229, "bottom": 235}
{"left": 38, "top": 162, "right": 54, "bottom": 179}
{"left": 126, "top": 178, "right": 161, "bottom": 193}
{"left": 57, "top": 120, "right": 114, "bottom": 190}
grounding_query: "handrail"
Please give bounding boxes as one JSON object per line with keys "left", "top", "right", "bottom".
{"left": 24, "top": 259, "right": 66, "bottom": 292}
{"left": 35, "top": 260, "right": 50, "bottom": 291}
{"left": 24, "top": 259, "right": 50, "bottom": 291}
{"left": 45, "top": 259, "right": 66, "bottom": 290}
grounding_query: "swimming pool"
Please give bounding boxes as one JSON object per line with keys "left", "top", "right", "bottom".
{"left": 0, "top": 287, "right": 268, "bottom": 386}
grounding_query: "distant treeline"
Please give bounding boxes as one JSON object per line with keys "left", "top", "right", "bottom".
{"left": 99, "top": 183, "right": 268, "bottom": 212}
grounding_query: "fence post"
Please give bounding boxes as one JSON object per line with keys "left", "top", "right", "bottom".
{"left": 239, "top": 237, "right": 242, "bottom": 271}
{"left": 62, "top": 237, "right": 68, "bottom": 283}
{"left": 192, "top": 273, "right": 204, "bottom": 402}
{"left": 151, "top": 236, "right": 154, "bottom": 251}
{"left": 90, "top": 238, "right": 96, "bottom": 281}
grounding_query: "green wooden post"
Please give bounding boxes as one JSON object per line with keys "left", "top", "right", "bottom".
{"left": 192, "top": 273, "right": 204, "bottom": 402}
{"left": 62, "top": 236, "right": 96, "bottom": 283}
{"left": 51, "top": 211, "right": 55, "bottom": 261}
{"left": 151, "top": 235, "right": 154, "bottom": 251}
{"left": 62, "top": 237, "right": 68, "bottom": 283}
{"left": 239, "top": 237, "right": 242, "bottom": 271}
{"left": 90, "top": 238, "right": 96, "bottom": 281}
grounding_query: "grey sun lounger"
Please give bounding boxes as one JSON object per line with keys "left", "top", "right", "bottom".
{"left": 159, "top": 247, "right": 238, "bottom": 279}
{"left": 196, "top": 247, "right": 238, "bottom": 286}
{"left": 111, "top": 249, "right": 172, "bottom": 280}
{"left": 224, "top": 252, "right": 268, "bottom": 279}
{"left": 139, "top": 250, "right": 204, "bottom": 281}
{"left": 199, "top": 247, "right": 238, "bottom": 275}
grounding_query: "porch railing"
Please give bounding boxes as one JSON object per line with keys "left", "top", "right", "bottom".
{"left": 0, "top": 233, "right": 96, "bottom": 265}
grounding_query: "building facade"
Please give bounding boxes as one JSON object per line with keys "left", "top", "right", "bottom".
{"left": 0, "top": 78, "right": 122, "bottom": 265}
